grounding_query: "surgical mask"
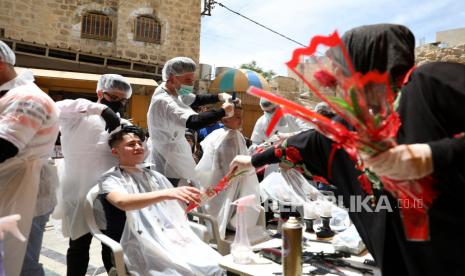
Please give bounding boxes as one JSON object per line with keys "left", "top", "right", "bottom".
{"left": 101, "top": 98, "right": 125, "bottom": 114}
{"left": 176, "top": 84, "right": 194, "bottom": 96}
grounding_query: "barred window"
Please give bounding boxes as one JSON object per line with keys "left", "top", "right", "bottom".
{"left": 134, "top": 16, "right": 161, "bottom": 44}
{"left": 81, "top": 12, "right": 113, "bottom": 41}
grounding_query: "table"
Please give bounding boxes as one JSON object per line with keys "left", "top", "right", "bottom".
{"left": 219, "top": 238, "right": 381, "bottom": 276}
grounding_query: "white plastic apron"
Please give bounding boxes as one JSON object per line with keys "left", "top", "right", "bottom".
{"left": 152, "top": 132, "right": 196, "bottom": 180}
{"left": 0, "top": 157, "right": 43, "bottom": 276}
{"left": 57, "top": 118, "right": 117, "bottom": 239}
{"left": 195, "top": 129, "right": 260, "bottom": 239}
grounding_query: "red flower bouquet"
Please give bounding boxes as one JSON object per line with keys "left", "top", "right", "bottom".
{"left": 246, "top": 31, "right": 438, "bottom": 241}
{"left": 185, "top": 167, "right": 247, "bottom": 213}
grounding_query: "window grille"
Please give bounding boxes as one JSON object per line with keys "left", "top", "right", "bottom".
{"left": 81, "top": 13, "right": 113, "bottom": 41}
{"left": 134, "top": 16, "right": 161, "bottom": 44}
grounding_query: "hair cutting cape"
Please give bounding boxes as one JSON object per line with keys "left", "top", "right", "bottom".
{"left": 98, "top": 167, "right": 223, "bottom": 276}
{"left": 195, "top": 128, "right": 261, "bottom": 240}
{"left": 260, "top": 169, "right": 350, "bottom": 230}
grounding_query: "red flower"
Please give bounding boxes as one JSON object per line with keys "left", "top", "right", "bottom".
{"left": 285, "top": 146, "right": 303, "bottom": 163}
{"left": 274, "top": 147, "right": 283, "bottom": 158}
{"left": 313, "top": 69, "right": 337, "bottom": 88}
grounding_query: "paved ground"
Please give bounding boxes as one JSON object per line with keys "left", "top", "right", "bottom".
{"left": 41, "top": 219, "right": 106, "bottom": 276}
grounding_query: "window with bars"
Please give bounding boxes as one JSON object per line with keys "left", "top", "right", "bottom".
{"left": 134, "top": 16, "right": 161, "bottom": 44}
{"left": 81, "top": 12, "right": 113, "bottom": 41}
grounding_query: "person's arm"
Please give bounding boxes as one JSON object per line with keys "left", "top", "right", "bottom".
{"left": 190, "top": 94, "right": 220, "bottom": 107}
{"left": 56, "top": 98, "right": 107, "bottom": 118}
{"left": 186, "top": 108, "right": 225, "bottom": 130}
{"left": 429, "top": 136, "right": 465, "bottom": 174}
{"left": 105, "top": 186, "right": 201, "bottom": 211}
{"left": 186, "top": 102, "right": 234, "bottom": 130}
{"left": 232, "top": 129, "right": 328, "bottom": 175}
{"left": 370, "top": 62, "right": 465, "bottom": 179}
{"left": 0, "top": 91, "right": 54, "bottom": 157}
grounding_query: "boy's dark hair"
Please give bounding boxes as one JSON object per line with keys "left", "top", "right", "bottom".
{"left": 108, "top": 125, "right": 145, "bottom": 148}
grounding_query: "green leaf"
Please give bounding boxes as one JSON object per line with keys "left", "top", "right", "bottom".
{"left": 349, "top": 87, "right": 364, "bottom": 122}
{"left": 328, "top": 96, "right": 356, "bottom": 116}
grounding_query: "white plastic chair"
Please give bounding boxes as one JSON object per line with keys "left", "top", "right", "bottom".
{"left": 84, "top": 185, "right": 127, "bottom": 276}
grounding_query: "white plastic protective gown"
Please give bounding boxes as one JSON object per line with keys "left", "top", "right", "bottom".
{"left": 251, "top": 113, "right": 310, "bottom": 176}
{"left": 98, "top": 167, "right": 224, "bottom": 276}
{"left": 0, "top": 70, "right": 59, "bottom": 276}
{"left": 55, "top": 99, "right": 119, "bottom": 239}
{"left": 260, "top": 169, "right": 350, "bottom": 230}
{"left": 195, "top": 128, "right": 261, "bottom": 239}
{"left": 147, "top": 83, "right": 197, "bottom": 180}
{"left": 250, "top": 113, "right": 310, "bottom": 146}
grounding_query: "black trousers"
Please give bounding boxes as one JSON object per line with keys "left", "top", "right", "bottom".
{"left": 66, "top": 233, "right": 113, "bottom": 276}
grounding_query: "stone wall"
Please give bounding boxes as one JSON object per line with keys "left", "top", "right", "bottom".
{"left": 270, "top": 75, "right": 299, "bottom": 92}
{"left": 0, "top": 0, "right": 201, "bottom": 65}
{"left": 436, "top": 28, "right": 465, "bottom": 47}
{"left": 416, "top": 44, "right": 465, "bottom": 65}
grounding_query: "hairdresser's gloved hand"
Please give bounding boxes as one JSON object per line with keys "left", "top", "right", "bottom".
{"left": 222, "top": 102, "right": 235, "bottom": 118}
{"left": 230, "top": 155, "right": 254, "bottom": 174}
{"left": 363, "top": 144, "right": 433, "bottom": 180}
{"left": 101, "top": 107, "right": 120, "bottom": 133}
{"left": 218, "top": 92, "right": 232, "bottom": 102}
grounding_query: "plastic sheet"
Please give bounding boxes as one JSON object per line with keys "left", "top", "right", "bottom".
{"left": 194, "top": 129, "right": 261, "bottom": 239}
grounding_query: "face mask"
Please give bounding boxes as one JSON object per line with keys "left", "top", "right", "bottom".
{"left": 176, "top": 84, "right": 194, "bottom": 96}
{"left": 101, "top": 98, "right": 125, "bottom": 114}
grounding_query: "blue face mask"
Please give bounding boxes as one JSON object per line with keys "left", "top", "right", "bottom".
{"left": 177, "top": 84, "right": 194, "bottom": 96}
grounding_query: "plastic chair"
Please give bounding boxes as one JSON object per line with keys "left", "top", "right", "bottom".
{"left": 84, "top": 185, "right": 127, "bottom": 276}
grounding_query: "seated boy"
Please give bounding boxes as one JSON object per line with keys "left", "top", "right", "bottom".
{"left": 195, "top": 106, "right": 261, "bottom": 240}
{"left": 98, "top": 126, "right": 223, "bottom": 275}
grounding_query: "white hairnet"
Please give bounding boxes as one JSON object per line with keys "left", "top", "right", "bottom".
{"left": 259, "top": 98, "right": 276, "bottom": 111}
{"left": 96, "top": 74, "right": 132, "bottom": 98}
{"left": 0, "top": 40, "right": 16, "bottom": 65}
{"left": 162, "top": 57, "right": 196, "bottom": 81}
{"left": 314, "top": 102, "right": 333, "bottom": 114}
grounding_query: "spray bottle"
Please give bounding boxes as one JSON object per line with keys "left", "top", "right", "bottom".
{"left": 231, "top": 194, "right": 260, "bottom": 264}
{"left": 0, "top": 214, "right": 26, "bottom": 276}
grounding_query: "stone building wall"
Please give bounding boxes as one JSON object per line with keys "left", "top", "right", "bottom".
{"left": 0, "top": 0, "right": 201, "bottom": 65}
{"left": 416, "top": 44, "right": 465, "bottom": 65}
{"left": 270, "top": 75, "right": 299, "bottom": 92}
{"left": 436, "top": 28, "right": 465, "bottom": 47}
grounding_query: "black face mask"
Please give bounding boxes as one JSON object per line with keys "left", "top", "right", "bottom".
{"left": 101, "top": 98, "right": 125, "bottom": 114}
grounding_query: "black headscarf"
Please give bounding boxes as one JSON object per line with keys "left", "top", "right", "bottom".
{"left": 328, "top": 24, "right": 415, "bottom": 85}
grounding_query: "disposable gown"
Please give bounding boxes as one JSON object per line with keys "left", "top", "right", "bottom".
{"left": 250, "top": 113, "right": 310, "bottom": 145}
{"left": 195, "top": 128, "right": 261, "bottom": 239}
{"left": 98, "top": 167, "right": 224, "bottom": 276}
{"left": 260, "top": 169, "right": 350, "bottom": 230}
{"left": 147, "top": 84, "right": 197, "bottom": 180}
{"left": 251, "top": 113, "right": 310, "bottom": 176}
{"left": 55, "top": 99, "right": 118, "bottom": 239}
{"left": 0, "top": 70, "right": 59, "bottom": 276}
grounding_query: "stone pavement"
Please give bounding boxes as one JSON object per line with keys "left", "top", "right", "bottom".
{"left": 40, "top": 219, "right": 106, "bottom": 276}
